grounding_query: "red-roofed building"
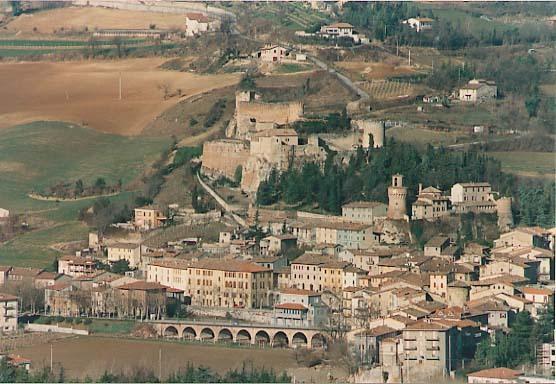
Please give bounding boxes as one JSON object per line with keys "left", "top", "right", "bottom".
{"left": 185, "top": 12, "right": 220, "bottom": 37}
{"left": 467, "top": 367, "right": 521, "bottom": 383}
{"left": 116, "top": 281, "right": 167, "bottom": 319}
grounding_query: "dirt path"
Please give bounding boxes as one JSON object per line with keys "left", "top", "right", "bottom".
{"left": 28, "top": 191, "right": 121, "bottom": 202}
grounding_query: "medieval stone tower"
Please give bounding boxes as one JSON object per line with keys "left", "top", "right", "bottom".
{"left": 496, "top": 197, "right": 513, "bottom": 232}
{"left": 362, "top": 120, "right": 385, "bottom": 148}
{"left": 387, "top": 174, "right": 408, "bottom": 220}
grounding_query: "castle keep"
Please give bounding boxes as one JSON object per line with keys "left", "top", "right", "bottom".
{"left": 202, "top": 92, "right": 325, "bottom": 195}
{"left": 228, "top": 91, "right": 304, "bottom": 139}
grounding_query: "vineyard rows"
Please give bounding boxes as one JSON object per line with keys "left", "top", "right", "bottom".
{"left": 362, "top": 80, "right": 416, "bottom": 100}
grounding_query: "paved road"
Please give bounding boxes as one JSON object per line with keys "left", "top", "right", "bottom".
{"left": 196, "top": 172, "right": 246, "bottom": 227}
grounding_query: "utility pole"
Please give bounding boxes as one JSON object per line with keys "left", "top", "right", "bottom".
{"left": 119, "top": 72, "right": 122, "bottom": 101}
{"left": 50, "top": 344, "right": 53, "bottom": 372}
{"left": 408, "top": 49, "right": 411, "bottom": 66}
{"left": 396, "top": 38, "right": 399, "bottom": 56}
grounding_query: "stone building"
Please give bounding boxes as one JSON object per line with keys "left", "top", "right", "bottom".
{"left": 201, "top": 139, "right": 250, "bottom": 180}
{"left": 134, "top": 206, "right": 166, "bottom": 230}
{"left": 411, "top": 185, "right": 450, "bottom": 221}
{"left": 342, "top": 201, "right": 387, "bottom": 224}
{"left": 148, "top": 259, "right": 273, "bottom": 309}
{"left": 231, "top": 91, "right": 303, "bottom": 140}
{"left": 387, "top": 174, "right": 408, "bottom": 220}
{"left": 241, "top": 129, "right": 326, "bottom": 194}
{"left": 459, "top": 79, "right": 497, "bottom": 102}
{"left": 107, "top": 243, "right": 142, "bottom": 268}
{"left": 185, "top": 12, "right": 220, "bottom": 36}
{"left": 258, "top": 44, "right": 288, "bottom": 63}
{"left": 58, "top": 255, "right": 97, "bottom": 277}
{"left": 352, "top": 120, "right": 385, "bottom": 148}
{"left": 401, "top": 320, "right": 458, "bottom": 380}
{"left": 0, "top": 293, "right": 17, "bottom": 334}
{"left": 450, "top": 182, "right": 497, "bottom": 214}
{"left": 115, "top": 281, "right": 167, "bottom": 319}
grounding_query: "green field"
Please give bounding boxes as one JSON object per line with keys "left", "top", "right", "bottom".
{"left": 0, "top": 121, "right": 169, "bottom": 267}
{"left": 0, "top": 39, "right": 146, "bottom": 47}
{"left": 488, "top": 151, "right": 555, "bottom": 179}
{"left": 386, "top": 125, "right": 468, "bottom": 147}
{"left": 274, "top": 63, "right": 313, "bottom": 74}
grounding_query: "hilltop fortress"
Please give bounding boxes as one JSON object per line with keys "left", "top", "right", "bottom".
{"left": 202, "top": 91, "right": 325, "bottom": 194}
{"left": 226, "top": 91, "right": 304, "bottom": 140}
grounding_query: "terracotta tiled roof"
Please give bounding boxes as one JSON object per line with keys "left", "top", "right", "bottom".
{"left": 405, "top": 320, "right": 452, "bottom": 331}
{"left": 342, "top": 201, "right": 385, "bottom": 209}
{"left": 356, "top": 325, "right": 397, "bottom": 337}
{"left": 190, "top": 259, "right": 270, "bottom": 273}
{"left": 10, "top": 267, "right": 43, "bottom": 277}
{"left": 275, "top": 303, "right": 307, "bottom": 310}
{"left": 35, "top": 271, "right": 62, "bottom": 280}
{"left": 118, "top": 281, "right": 167, "bottom": 291}
{"left": 425, "top": 236, "right": 450, "bottom": 248}
{"left": 46, "top": 282, "right": 72, "bottom": 291}
{"left": 0, "top": 293, "right": 18, "bottom": 301}
{"left": 186, "top": 12, "right": 212, "bottom": 23}
{"left": 291, "top": 253, "right": 332, "bottom": 266}
{"left": 326, "top": 22, "right": 354, "bottom": 28}
{"left": 467, "top": 367, "right": 521, "bottom": 380}
{"left": 149, "top": 259, "right": 191, "bottom": 270}
{"left": 109, "top": 242, "right": 140, "bottom": 249}
{"left": 522, "top": 287, "right": 553, "bottom": 296}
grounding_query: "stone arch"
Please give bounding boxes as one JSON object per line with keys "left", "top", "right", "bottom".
{"left": 163, "top": 325, "right": 179, "bottom": 338}
{"left": 236, "top": 329, "right": 252, "bottom": 344}
{"left": 183, "top": 327, "right": 196, "bottom": 340}
{"left": 310, "top": 333, "right": 326, "bottom": 348}
{"left": 272, "top": 331, "right": 289, "bottom": 348}
{"left": 292, "top": 332, "right": 308, "bottom": 347}
{"left": 200, "top": 327, "right": 215, "bottom": 341}
{"left": 217, "top": 328, "right": 233, "bottom": 342}
{"left": 255, "top": 330, "right": 270, "bottom": 346}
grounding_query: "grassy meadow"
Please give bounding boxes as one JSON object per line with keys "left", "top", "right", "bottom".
{"left": 488, "top": 151, "right": 555, "bottom": 179}
{"left": 0, "top": 121, "right": 169, "bottom": 267}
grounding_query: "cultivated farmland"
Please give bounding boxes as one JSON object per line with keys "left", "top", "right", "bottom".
{"left": 4, "top": 6, "right": 188, "bottom": 35}
{"left": 0, "top": 58, "right": 240, "bottom": 135}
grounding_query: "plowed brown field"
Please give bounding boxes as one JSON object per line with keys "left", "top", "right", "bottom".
{"left": 5, "top": 7, "right": 187, "bottom": 34}
{"left": 0, "top": 58, "right": 240, "bottom": 135}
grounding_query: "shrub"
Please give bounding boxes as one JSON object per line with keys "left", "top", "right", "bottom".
{"left": 55, "top": 316, "right": 65, "bottom": 323}
{"left": 73, "top": 318, "right": 82, "bottom": 325}
{"left": 83, "top": 318, "right": 92, "bottom": 325}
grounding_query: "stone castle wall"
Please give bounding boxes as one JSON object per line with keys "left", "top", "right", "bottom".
{"left": 201, "top": 140, "right": 249, "bottom": 180}
{"left": 235, "top": 92, "right": 303, "bottom": 139}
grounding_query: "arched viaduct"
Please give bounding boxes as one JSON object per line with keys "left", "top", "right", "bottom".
{"left": 151, "top": 320, "right": 328, "bottom": 349}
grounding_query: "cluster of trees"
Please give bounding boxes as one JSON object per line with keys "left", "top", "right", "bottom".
{"left": 341, "top": 2, "right": 412, "bottom": 41}
{"left": 41, "top": 177, "right": 121, "bottom": 200}
{"left": 341, "top": 2, "right": 555, "bottom": 49}
{"left": 425, "top": 61, "right": 475, "bottom": 92}
{"left": 204, "top": 99, "right": 227, "bottom": 128}
{"left": 474, "top": 301, "right": 555, "bottom": 369}
{"left": 257, "top": 139, "right": 514, "bottom": 214}
{"left": 0, "top": 361, "right": 290, "bottom": 383}
{"left": 293, "top": 110, "right": 350, "bottom": 135}
{"left": 518, "top": 183, "right": 555, "bottom": 228}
